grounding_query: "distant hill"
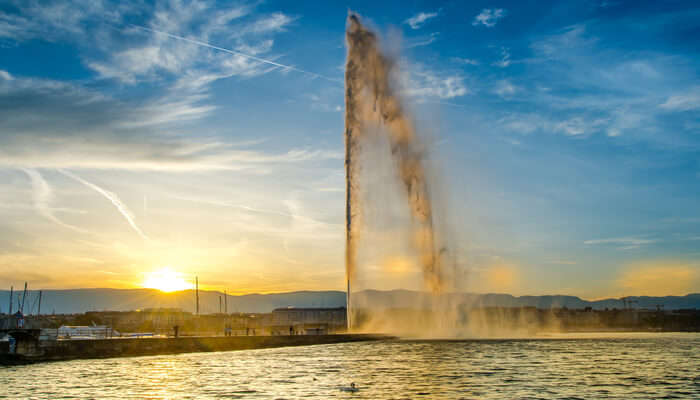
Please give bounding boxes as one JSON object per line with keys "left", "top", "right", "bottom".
{"left": 0, "top": 289, "right": 346, "bottom": 314}
{"left": 0, "top": 288, "right": 698, "bottom": 314}
{"left": 352, "top": 290, "right": 700, "bottom": 311}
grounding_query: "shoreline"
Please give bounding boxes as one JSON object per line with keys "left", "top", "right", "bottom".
{"left": 0, "top": 334, "right": 392, "bottom": 365}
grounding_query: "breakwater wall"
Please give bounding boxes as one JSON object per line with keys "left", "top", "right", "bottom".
{"left": 0, "top": 334, "right": 389, "bottom": 364}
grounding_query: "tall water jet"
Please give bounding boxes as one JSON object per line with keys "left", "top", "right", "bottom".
{"left": 344, "top": 14, "right": 448, "bottom": 330}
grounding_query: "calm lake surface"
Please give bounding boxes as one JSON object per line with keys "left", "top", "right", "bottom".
{"left": 1, "top": 333, "right": 698, "bottom": 399}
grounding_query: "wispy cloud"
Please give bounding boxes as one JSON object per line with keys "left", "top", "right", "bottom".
{"left": 494, "top": 79, "right": 518, "bottom": 98}
{"left": 81, "top": 1, "right": 333, "bottom": 93}
{"left": 530, "top": 24, "right": 595, "bottom": 59}
{"left": 401, "top": 63, "right": 469, "bottom": 99}
{"left": 124, "top": 23, "right": 339, "bottom": 83}
{"left": 0, "top": 2, "right": 336, "bottom": 174}
{"left": 659, "top": 87, "right": 700, "bottom": 111}
{"left": 172, "top": 193, "right": 341, "bottom": 241}
{"left": 404, "top": 32, "right": 440, "bottom": 48}
{"left": 452, "top": 57, "right": 479, "bottom": 66}
{"left": 0, "top": 76, "right": 340, "bottom": 171}
{"left": 0, "top": 0, "right": 130, "bottom": 41}
{"left": 497, "top": 22, "right": 699, "bottom": 146}
{"left": 472, "top": 8, "right": 506, "bottom": 28}
{"left": 404, "top": 11, "right": 438, "bottom": 30}
{"left": 307, "top": 93, "right": 342, "bottom": 112}
{"left": 584, "top": 237, "right": 657, "bottom": 250}
{"left": 58, "top": 170, "right": 149, "bottom": 240}
{"left": 238, "top": 12, "right": 295, "bottom": 35}
{"left": 493, "top": 46, "right": 511, "bottom": 67}
{"left": 556, "top": 117, "right": 587, "bottom": 136}
{"left": 21, "top": 168, "right": 87, "bottom": 233}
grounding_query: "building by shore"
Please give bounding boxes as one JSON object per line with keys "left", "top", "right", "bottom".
{"left": 1, "top": 306, "right": 349, "bottom": 338}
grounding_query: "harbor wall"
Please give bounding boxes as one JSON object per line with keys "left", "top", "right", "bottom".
{"left": 1, "top": 334, "right": 388, "bottom": 364}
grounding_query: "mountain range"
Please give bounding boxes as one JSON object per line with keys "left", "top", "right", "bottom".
{"left": 1, "top": 288, "right": 698, "bottom": 314}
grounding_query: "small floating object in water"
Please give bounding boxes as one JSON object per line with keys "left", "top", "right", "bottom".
{"left": 340, "top": 382, "right": 359, "bottom": 392}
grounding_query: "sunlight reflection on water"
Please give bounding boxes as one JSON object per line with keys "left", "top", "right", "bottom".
{"left": 1, "top": 333, "right": 698, "bottom": 399}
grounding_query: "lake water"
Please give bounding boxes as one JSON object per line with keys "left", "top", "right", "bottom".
{"left": 1, "top": 333, "right": 698, "bottom": 399}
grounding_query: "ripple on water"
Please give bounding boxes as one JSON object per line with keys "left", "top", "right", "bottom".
{"left": 0, "top": 333, "right": 698, "bottom": 399}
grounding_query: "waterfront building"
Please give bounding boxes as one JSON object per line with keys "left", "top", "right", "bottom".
{"left": 268, "top": 307, "right": 347, "bottom": 335}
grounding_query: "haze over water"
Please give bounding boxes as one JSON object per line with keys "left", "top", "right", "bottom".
{"left": 1, "top": 333, "right": 698, "bottom": 399}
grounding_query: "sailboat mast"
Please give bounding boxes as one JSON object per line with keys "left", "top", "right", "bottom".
{"left": 20, "top": 282, "right": 27, "bottom": 313}
{"left": 195, "top": 276, "right": 199, "bottom": 316}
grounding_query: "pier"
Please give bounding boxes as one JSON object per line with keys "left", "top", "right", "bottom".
{"left": 0, "top": 334, "right": 390, "bottom": 364}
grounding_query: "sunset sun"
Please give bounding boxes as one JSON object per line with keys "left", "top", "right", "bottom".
{"left": 142, "top": 267, "right": 190, "bottom": 292}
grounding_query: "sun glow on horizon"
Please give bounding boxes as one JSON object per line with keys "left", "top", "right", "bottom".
{"left": 143, "top": 267, "right": 191, "bottom": 292}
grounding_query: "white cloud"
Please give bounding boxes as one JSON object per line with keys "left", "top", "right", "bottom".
{"left": 0, "top": 70, "right": 12, "bottom": 80}
{"left": 584, "top": 237, "right": 657, "bottom": 250}
{"left": 401, "top": 64, "right": 469, "bottom": 99}
{"left": 88, "top": 43, "right": 197, "bottom": 84}
{"left": 660, "top": 88, "right": 700, "bottom": 111}
{"left": 235, "top": 39, "right": 275, "bottom": 55}
{"left": 404, "top": 11, "right": 439, "bottom": 29}
{"left": 472, "top": 8, "right": 506, "bottom": 28}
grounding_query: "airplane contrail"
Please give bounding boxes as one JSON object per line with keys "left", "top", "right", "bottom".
{"left": 22, "top": 168, "right": 88, "bottom": 233}
{"left": 129, "top": 24, "right": 342, "bottom": 83}
{"left": 58, "top": 169, "right": 149, "bottom": 241}
{"left": 127, "top": 25, "right": 469, "bottom": 109}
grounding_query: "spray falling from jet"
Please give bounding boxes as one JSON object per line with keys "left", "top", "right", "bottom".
{"left": 344, "top": 14, "right": 446, "bottom": 326}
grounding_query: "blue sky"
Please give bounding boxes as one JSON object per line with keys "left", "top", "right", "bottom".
{"left": 0, "top": 0, "right": 698, "bottom": 298}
